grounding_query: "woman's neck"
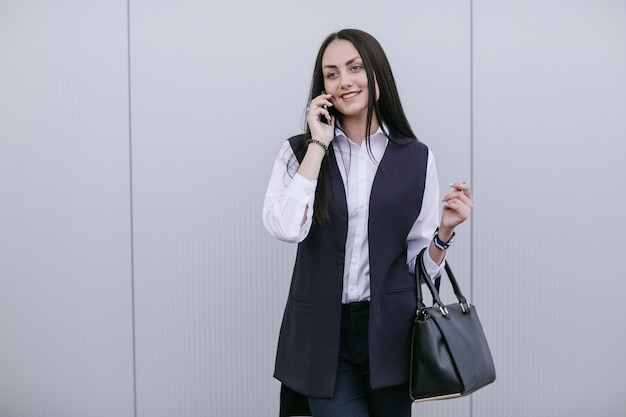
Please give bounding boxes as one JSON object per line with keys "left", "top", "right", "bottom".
{"left": 341, "top": 114, "right": 380, "bottom": 146}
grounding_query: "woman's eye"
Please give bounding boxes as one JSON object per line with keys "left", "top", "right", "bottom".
{"left": 326, "top": 72, "right": 337, "bottom": 79}
{"left": 351, "top": 65, "right": 362, "bottom": 71}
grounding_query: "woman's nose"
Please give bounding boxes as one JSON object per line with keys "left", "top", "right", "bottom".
{"left": 340, "top": 74, "right": 354, "bottom": 88}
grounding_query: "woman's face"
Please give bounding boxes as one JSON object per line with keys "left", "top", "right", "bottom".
{"left": 321, "top": 39, "right": 379, "bottom": 121}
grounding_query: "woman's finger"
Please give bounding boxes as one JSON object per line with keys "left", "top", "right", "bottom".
{"left": 444, "top": 183, "right": 473, "bottom": 206}
{"left": 449, "top": 182, "right": 472, "bottom": 200}
{"left": 307, "top": 97, "right": 333, "bottom": 124}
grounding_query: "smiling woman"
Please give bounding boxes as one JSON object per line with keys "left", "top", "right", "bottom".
{"left": 262, "top": 28, "right": 473, "bottom": 417}
{"left": 263, "top": 29, "right": 472, "bottom": 417}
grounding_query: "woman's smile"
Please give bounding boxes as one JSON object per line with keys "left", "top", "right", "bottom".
{"left": 340, "top": 91, "right": 361, "bottom": 101}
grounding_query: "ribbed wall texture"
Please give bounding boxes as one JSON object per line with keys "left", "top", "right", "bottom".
{"left": 472, "top": 1, "right": 626, "bottom": 416}
{"left": 1, "top": 1, "right": 624, "bottom": 417}
{"left": 0, "top": 1, "right": 135, "bottom": 417}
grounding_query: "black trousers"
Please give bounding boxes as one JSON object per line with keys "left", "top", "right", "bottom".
{"left": 307, "top": 301, "right": 412, "bottom": 417}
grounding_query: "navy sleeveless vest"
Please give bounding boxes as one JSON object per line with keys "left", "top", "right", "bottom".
{"left": 275, "top": 133, "right": 429, "bottom": 402}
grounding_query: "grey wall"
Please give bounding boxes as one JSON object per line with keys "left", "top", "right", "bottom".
{"left": 473, "top": 1, "right": 626, "bottom": 414}
{"left": 0, "top": 1, "right": 624, "bottom": 416}
{"left": 0, "top": 1, "right": 134, "bottom": 416}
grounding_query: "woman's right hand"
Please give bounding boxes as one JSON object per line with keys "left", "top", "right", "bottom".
{"left": 306, "top": 93, "right": 335, "bottom": 145}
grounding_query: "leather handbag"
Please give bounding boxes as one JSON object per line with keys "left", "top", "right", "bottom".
{"left": 409, "top": 248, "right": 496, "bottom": 402}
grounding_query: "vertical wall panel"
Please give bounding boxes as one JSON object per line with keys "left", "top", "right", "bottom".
{"left": 473, "top": 1, "right": 626, "bottom": 416}
{"left": 0, "top": 1, "right": 134, "bottom": 416}
{"left": 129, "top": 1, "right": 471, "bottom": 416}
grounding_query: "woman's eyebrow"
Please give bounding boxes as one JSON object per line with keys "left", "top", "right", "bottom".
{"left": 323, "top": 57, "right": 362, "bottom": 69}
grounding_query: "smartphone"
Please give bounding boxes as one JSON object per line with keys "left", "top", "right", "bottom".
{"left": 320, "top": 91, "right": 331, "bottom": 125}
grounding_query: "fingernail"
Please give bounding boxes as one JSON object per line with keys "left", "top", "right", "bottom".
{"left": 448, "top": 182, "right": 454, "bottom": 187}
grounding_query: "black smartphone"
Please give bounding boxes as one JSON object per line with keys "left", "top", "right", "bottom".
{"left": 320, "top": 91, "right": 331, "bottom": 124}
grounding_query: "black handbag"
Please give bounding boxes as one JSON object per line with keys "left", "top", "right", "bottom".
{"left": 409, "top": 248, "right": 496, "bottom": 402}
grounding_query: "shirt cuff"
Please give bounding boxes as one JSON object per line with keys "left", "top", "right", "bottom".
{"left": 423, "top": 249, "right": 445, "bottom": 279}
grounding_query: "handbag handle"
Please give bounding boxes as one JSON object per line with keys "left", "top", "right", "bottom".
{"left": 415, "top": 248, "right": 470, "bottom": 317}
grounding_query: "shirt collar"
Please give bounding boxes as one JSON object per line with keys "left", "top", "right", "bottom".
{"left": 334, "top": 121, "right": 389, "bottom": 144}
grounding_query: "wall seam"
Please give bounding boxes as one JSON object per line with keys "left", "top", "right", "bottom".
{"left": 126, "top": 0, "right": 138, "bottom": 416}
{"left": 469, "top": 0, "right": 475, "bottom": 416}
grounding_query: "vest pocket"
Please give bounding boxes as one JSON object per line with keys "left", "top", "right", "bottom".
{"left": 385, "top": 287, "right": 415, "bottom": 296}
{"left": 290, "top": 294, "right": 314, "bottom": 304}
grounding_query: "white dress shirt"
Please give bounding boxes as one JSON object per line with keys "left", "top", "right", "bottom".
{"left": 263, "top": 127, "right": 444, "bottom": 303}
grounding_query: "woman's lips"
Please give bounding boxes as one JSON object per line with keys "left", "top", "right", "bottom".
{"left": 341, "top": 91, "right": 360, "bottom": 101}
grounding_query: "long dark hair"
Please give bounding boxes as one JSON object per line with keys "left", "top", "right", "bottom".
{"left": 304, "top": 29, "right": 418, "bottom": 225}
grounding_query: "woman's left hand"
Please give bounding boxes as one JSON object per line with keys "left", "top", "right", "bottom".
{"left": 440, "top": 182, "right": 473, "bottom": 231}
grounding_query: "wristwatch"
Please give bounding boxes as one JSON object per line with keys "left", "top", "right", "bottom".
{"left": 433, "top": 227, "right": 456, "bottom": 250}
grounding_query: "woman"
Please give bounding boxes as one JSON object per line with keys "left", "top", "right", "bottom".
{"left": 263, "top": 29, "right": 473, "bottom": 417}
